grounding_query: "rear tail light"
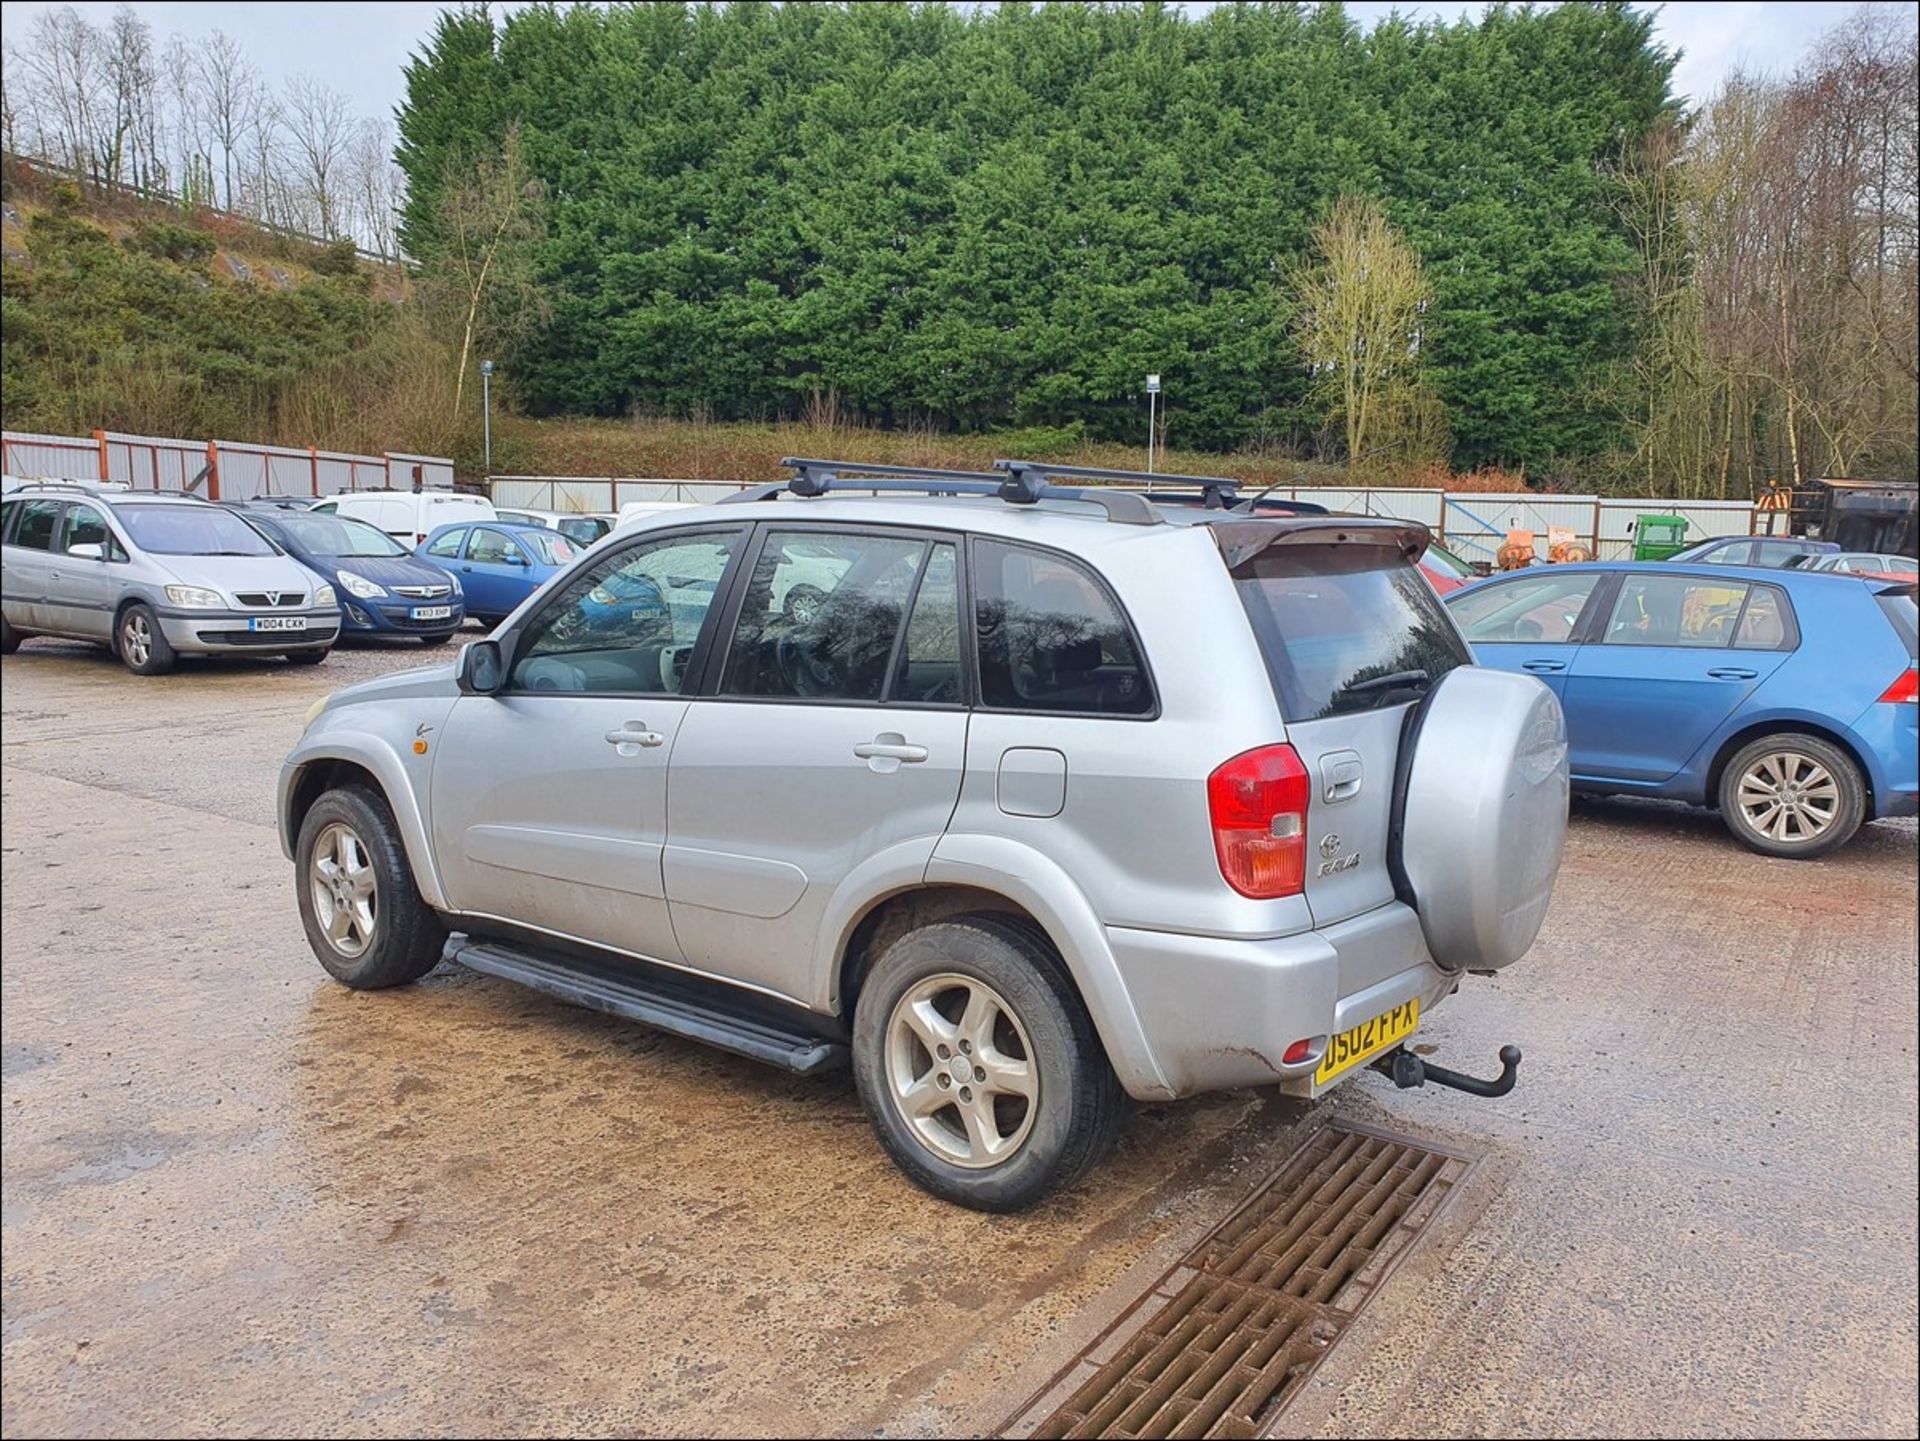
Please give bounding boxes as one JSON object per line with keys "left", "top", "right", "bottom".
{"left": 1208, "top": 744, "right": 1310, "bottom": 898}
{"left": 1879, "top": 667, "right": 1918, "bottom": 704}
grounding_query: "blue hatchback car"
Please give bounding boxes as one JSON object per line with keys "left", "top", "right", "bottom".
{"left": 415, "top": 520, "right": 579, "bottom": 625}
{"left": 1446, "top": 562, "right": 1918, "bottom": 857}
{"left": 236, "top": 506, "right": 467, "bottom": 645}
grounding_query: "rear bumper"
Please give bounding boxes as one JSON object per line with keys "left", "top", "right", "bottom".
{"left": 158, "top": 608, "right": 341, "bottom": 652}
{"left": 1105, "top": 902, "right": 1457, "bottom": 1099}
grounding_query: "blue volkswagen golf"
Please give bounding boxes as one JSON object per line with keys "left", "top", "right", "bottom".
{"left": 235, "top": 505, "right": 467, "bottom": 645}
{"left": 1446, "top": 562, "right": 1918, "bottom": 857}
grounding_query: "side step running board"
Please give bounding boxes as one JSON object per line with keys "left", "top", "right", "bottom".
{"left": 448, "top": 938, "right": 848, "bottom": 1075}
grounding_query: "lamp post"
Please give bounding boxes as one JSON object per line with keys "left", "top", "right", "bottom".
{"left": 480, "top": 359, "right": 494, "bottom": 475}
{"left": 1145, "top": 373, "right": 1161, "bottom": 474}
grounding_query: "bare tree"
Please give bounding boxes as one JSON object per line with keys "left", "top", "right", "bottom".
{"left": 98, "top": 4, "right": 157, "bottom": 192}
{"left": 282, "top": 74, "right": 355, "bottom": 237}
{"left": 1290, "top": 194, "right": 1441, "bottom": 470}
{"left": 22, "top": 6, "right": 104, "bottom": 183}
{"left": 198, "top": 29, "right": 257, "bottom": 213}
{"left": 419, "top": 126, "right": 549, "bottom": 420}
{"left": 348, "top": 118, "right": 402, "bottom": 259}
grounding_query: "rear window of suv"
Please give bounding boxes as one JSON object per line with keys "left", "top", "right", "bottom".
{"left": 1229, "top": 539, "right": 1471, "bottom": 720}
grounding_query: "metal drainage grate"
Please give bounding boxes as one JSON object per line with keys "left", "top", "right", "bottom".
{"left": 999, "top": 1121, "right": 1476, "bottom": 1441}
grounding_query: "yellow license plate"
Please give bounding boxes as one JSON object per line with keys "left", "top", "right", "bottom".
{"left": 1315, "top": 998, "right": 1419, "bottom": 1086}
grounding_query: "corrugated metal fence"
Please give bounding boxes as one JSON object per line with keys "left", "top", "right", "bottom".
{"left": 489, "top": 475, "right": 1757, "bottom": 560}
{"left": 2, "top": 428, "right": 453, "bottom": 499}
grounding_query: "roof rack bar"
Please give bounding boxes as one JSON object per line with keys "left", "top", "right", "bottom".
{"left": 997, "top": 459, "right": 1244, "bottom": 491}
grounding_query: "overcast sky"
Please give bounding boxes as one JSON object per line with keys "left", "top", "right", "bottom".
{"left": 3, "top": 0, "right": 1914, "bottom": 134}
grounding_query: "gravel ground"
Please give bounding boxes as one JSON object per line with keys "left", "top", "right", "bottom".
{"left": 3, "top": 634, "right": 1915, "bottom": 1438}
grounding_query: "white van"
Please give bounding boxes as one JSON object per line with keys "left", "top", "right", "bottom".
{"left": 312, "top": 489, "right": 496, "bottom": 548}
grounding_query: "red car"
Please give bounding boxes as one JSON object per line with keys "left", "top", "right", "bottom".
{"left": 1419, "top": 542, "right": 1477, "bottom": 595}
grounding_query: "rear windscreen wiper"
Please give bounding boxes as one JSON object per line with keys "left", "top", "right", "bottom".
{"left": 1342, "top": 669, "right": 1432, "bottom": 696}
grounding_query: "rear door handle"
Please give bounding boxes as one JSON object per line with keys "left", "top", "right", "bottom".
{"left": 1707, "top": 667, "right": 1758, "bottom": 680}
{"left": 1522, "top": 659, "right": 1567, "bottom": 673}
{"left": 604, "top": 724, "right": 665, "bottom": 750}
{"left": 854, "top": 739, "right": 928, "bottom": 762}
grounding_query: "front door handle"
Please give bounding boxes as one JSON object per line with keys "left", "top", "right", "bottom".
{"left": 854, "top": 739, "right": 929, "bottom": 763}
{"left": 1522, "top": 659, "right": 1567, "bottom": 673}
{"left": 604, "top": 724, "right": 665, "bottom": 750}
{"left": 1707, "top": 666, "right": 1758, "bottom": 680}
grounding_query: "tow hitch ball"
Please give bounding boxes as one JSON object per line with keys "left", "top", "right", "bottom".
{"left": 1371, "top": 1044, "right": 1522, "bottom": 1098}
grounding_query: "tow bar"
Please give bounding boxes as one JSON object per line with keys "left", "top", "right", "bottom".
{"left": 1372, "top": 1043, "right": 1522, "bottom": 1097}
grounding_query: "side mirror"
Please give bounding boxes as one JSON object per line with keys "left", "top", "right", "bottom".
{"left": 66, "top": 542, "right": 105, "bottom": 560}
{"left": 456, "top": 638, "right": 507, "bottom": 695}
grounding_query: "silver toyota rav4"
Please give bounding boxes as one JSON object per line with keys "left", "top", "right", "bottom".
{"left": 279, "top": 460, "right": 1568, "bottom": 1210}
{"left": 1, "top": 482, "right": 340, "bottom": 673}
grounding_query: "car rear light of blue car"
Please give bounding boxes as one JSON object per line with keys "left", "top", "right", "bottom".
{"left": 1879, "top": 668, "right": 1918, "bottom": 704}
{"left": 1208, "top": 744, "right": 1310, "bottom": 898}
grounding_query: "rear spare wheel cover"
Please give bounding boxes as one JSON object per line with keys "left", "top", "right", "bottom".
{"left": 1400, "top": 667, "right": 1569, "bottom": 970}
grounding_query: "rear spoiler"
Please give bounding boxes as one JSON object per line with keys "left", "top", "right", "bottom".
{"left": 1209, "top": 516, "right": 1431, "bottom": 570}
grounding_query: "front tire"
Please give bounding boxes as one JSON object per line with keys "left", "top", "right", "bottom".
{"left": 1718, "top": 733, "right": 1866, "bottom": 859}
{"left": 118, "top": 603, "right": 176, "bottom": 675}
{"left": 852, "top": 914, "right": 1123, "bottom": 1212}
{"left": 295, "top": 786, "right": 446, "bottom": 988}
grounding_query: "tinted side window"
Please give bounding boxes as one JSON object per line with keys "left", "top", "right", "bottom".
{"left": 0, "top": 499, "right": 17, "bottom": 542}
{"left": 893, "top": 542, "right": 961, "bottom": 705}
{"left": 11, "top": 500, "right": 60, "bottom": 551}
{"left": 721, "top": 529, "right": 925, "bottom": 702}
{"left": 426, "top": 528, "right": 465, "bottom": 558}
{"left": 1603, "top": 575, "right": 1749, "bottom": 648}
{"left": 1449, "top": 572, "right": 1602, "bottom": 644}
{"left": 512, "top": 530, "right": 742, "bottom": 694}
{"left": 974, "top": 540, "right": 1152, "bottom": 715}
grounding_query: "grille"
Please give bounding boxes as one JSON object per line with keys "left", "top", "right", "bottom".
{"left": 232, "top": 591, "right": 306, "bottom": 608}
{"left": 195, "top": 628, "right": 322, "bottom": 646}
{"left": 1000, "top": 1122, "right": 1474, "bottom": 1441}
{"left": 391, "top": 584, "right": 452, "bottom": 599}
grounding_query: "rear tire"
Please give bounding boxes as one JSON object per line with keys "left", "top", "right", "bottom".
{"left": 0, "top": 610, "right": 20, "bottom": 654}
{"left": 286, "top": 647, "right": 330, "bottom": 665}
{"left": 1718, "top": 734, "right": 1866, "bottom": 859}
{"left": 294, "top": 785, "right": 446, "bottom": 988}
{"left": 852, "top": 913, "right": 1123, "bottom": 1212}
{"left": 419, "top": 633, "right": 453, "bottom": 647}
{"left": 118, "top": 603, "right": 176, "bottom": 675}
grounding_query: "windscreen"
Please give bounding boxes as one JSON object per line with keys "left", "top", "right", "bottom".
{"left": 278, "top": 514, "right": 408, "bottom": 558}
{"left": 119, "top": 505, "right": 277, "bottom": 557}
{"left": 1230, "top": 542, "right": 1471, "bottom": 720}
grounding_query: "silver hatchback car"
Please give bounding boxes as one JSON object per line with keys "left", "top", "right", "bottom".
{"left": 1, "top": 482, "right": 340, "bottom": 673}
{"left": 279, "top": 460, "right": 1569, "bottom": 1209}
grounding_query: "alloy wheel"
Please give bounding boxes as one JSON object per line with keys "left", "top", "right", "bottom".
{"left": 122, "top": 612, "right": 151, "bottom": 667}
{"left": 310, "top": 821, "right": 378, "bottom": 958}
{"left": 885, "top": 973, "right": 1037, "bottom": 1169}
{"left": 1736, "top": 750, "right": 1841, "bottom": 844}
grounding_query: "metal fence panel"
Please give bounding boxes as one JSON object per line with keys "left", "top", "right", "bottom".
{"left": 2, "top": 428, "right": 453, "bottom": 500}
{"left": 2, "top": 431, "right": 102, "bottom": 481}
{"left": 488, "top": 477, "right": 746, "bottom": 512}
